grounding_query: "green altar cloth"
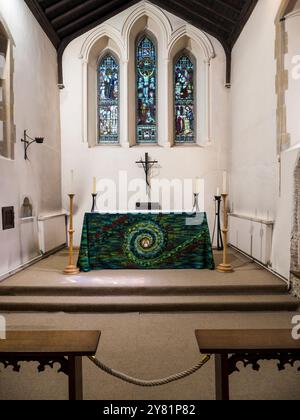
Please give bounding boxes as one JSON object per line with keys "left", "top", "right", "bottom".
{"left": 77, "top": 213, "right": 215, "bottom": 272}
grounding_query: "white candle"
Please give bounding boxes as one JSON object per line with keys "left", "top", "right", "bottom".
{"left": 93, "top": 177, "right": 97, "bottom": 195}
{"left": 222, "top": 171, "right": 227, "bottom": 195}
{"left": 70, "top": 170, "right": 74, "bottom": 194}
{"left": 194, "top": 177, "right": 201, "bottom": 195}
{"left": 217, "top": 188, "right": 220, "bottom": 197}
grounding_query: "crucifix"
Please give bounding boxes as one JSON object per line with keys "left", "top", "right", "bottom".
{"left": 136, "top": 153, "right": 158, "bottom": 192}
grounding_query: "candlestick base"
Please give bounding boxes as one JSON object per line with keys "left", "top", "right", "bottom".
{"left": 63, "top": 265, "right": 80, "bottom": 275}
{"left": 91, "top": 193, "right": 98, "bottom": 213}
{"left": 212, "top": 195, "right": 223, "bottom": 251}
{"left": 217, "top": 263, "right": 234, "bottom": 273}
{"left": 192, "top": 193, "right": 200, "bottom": 213}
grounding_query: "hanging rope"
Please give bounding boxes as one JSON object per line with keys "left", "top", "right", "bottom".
{"left": 88, "top": 354, "right": 211, "bottom": 387}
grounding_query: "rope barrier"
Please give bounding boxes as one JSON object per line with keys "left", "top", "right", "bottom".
{"left": 88, "top": 354, "right": 211, "bottom": 387}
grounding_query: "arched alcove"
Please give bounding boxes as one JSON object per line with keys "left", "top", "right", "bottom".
{"left": 21, "top": 197, "right": 33, "bottom": 219}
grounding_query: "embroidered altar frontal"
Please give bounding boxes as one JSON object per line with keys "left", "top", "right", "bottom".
{"left": 77, "top": 213, "right": 215, "bottom": 272}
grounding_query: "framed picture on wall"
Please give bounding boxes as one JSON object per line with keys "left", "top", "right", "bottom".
{"left": 2, "top": 207, "right": 15, "bottom": 230}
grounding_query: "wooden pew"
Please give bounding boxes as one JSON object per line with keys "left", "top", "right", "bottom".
{"left": 195, "top": 329, "right": 300, "bottom": 400}
{"left": 0, "top": 330, "right": 101, "bottom": 400}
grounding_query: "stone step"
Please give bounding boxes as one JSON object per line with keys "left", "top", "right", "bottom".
{"left": 0, "top": 294, "right": 298, "bottom": 313}
{"left": 0, "top": 283, "right": 288, "bottom": 297}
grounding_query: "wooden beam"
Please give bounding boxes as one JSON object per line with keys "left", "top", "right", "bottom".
{"left": 157, "top": 0, "right": 232, "bottom": 34}
{"left": 24, "top": 0, "right": 60, "bottom": 48}
{"left": 214, "top": 0, "right": 241, "bottom": 15}
{"left": 56, "top": 0, "right": 135, "bottom": 37}
{"left": 45, "top": 0, "right": 90, "bottom": 20}
{"left": 51, "top": 0, "right": 107, "bottom": 30}
{"left": 29, "top": 0, "right": 248, "bottom": 86}
{"left": 150, "top": 0, "right": 230, "bottom": 39}
{"left": 56, "top": 0, "right": 139, "bottom": 84}
{"left": 225, "top": 49, "right": 232, "bottom": 87}
{"left": 195, "top": 0, "right": 237, "bottom": 25}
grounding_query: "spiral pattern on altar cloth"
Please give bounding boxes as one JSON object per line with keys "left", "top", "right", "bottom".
{"left": 124, "top": 221, "right": 167, "bottom": 267}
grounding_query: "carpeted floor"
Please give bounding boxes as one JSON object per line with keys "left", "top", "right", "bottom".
{"left": 0, "top": 249, "right": 298, "bottom": 313}
{"left": 0, "top": 249, "right": 299, "bottom": 400}
{"left": 0, "top": 311, "right": 300, "bottom": 400}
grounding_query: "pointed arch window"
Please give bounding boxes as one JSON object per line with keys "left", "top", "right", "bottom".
{"left": 136, "top": 35, "right": 157, "bottom": 144}
{"left": 174, "top": 53, "right": 196, "bottom": 144}
{"left": 98, "top": 53, "right": 119, "bottom": 144}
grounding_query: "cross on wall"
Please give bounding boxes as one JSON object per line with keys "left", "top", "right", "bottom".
{"left": 136, "top": 153, "right": 158, "bottom": 191}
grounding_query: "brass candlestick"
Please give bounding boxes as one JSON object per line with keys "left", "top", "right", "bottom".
{"left": 217, "top": 194, "right": 234, "bottom": 273}
{"left": 64, "top": 194, "right": 80, "bottom": 275}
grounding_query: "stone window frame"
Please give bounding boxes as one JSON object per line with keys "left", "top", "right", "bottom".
{"left": 275, "top": 0, "right": 298, "bottom": 155}
{"left": 0, "top": 15, "right": 15, "bottom": 160}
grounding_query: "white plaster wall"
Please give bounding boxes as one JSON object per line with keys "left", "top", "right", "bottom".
{"left": 0, "top": 0, "right": 61, "bottom": 276}
{"left": 60, "top": 2, "right": 230, "bottom": 246}
{"left": 230, "top": 0, "right": 299, "bottom": 279}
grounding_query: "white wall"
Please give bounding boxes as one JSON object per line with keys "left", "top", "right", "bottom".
{"left": 60, "top": 1, "right": 230, "bottom": 246}
{"left": 0, "top": 0, "right": 62, "bottom": 277}
{"left": 230, "top": 0, "right": 300, "bottom": 279}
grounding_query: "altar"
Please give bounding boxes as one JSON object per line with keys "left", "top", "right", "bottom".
{"left": 77, "top": 212, "right": 215, "bottom": 272}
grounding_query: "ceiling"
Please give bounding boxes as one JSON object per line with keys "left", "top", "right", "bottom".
{"left": 24, "top": 0, "right": 258, "bottom": 85}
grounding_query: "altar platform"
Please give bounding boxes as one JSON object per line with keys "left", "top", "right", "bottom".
{"left": 0, "top": 249, "right": 298, "bottom": 313}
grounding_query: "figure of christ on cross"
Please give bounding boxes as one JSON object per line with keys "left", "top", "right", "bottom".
{"left": 136, "top": 153, "right": 158, "bottom": 193}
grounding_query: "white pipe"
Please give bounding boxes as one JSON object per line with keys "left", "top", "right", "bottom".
{"left": 229, "top": 245, "right": 289, "bottom": 288}
{"left": 0, "top": 244, "right": 66, "bottom": 283}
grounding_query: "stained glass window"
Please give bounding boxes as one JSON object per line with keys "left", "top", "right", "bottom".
{"left": 174, "top": 54, "right": 195, "bottom": 144}
{"left": 136, "top": 36, "right": 157, "bottom": 144}
{"left": 98, "top": 54, "right": 119, "bottom": 144}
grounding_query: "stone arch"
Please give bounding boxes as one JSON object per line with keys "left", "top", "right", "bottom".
{"left": 168, "top": 25, "right": 215, "bottom": 63}
{"left": 0, "top": 13, "right": 15, "bottom": 160}
{"left": 79, "top": 25, "right": 125, "bottom": 62}
{"left": 122, "top": 1, "right": 172, "bottom": 61}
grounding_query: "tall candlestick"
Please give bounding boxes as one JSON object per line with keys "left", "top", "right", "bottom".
{"left": 194, "top": 177, "right": 202, "bottom": 195}
{"left": 63, "top": 194, "right": 80, "bottom": 275}
{"left": 217, "top": 194, "right": 234, "bottom": 273}
{"left": 93, "top": 177, "right": 97, "bottom": 195}
{"left": 222, "top": 171, "right": 227, "bottom": 195}
{"left": 70, "top": 170, "right": 75, "bottom": 194}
